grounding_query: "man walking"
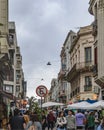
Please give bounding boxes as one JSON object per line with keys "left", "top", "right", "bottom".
{"left": 66, "top": 110, "right": 76, "bottom": 130}
{"left": 8, "top": 108, "right": 26, "bottom": 130}
{"left": 75, "top": 109, "right": 86, "bottom": 130}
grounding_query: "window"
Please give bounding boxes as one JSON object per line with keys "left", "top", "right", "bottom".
{"left": 85, "top": 47, "right": 92, "bottom": 63}
{"left": 3, "top": 85, "right": 13, "bottom": 93}
{"left": 85, "top": 76, "right": 92, "bottom": 86}
{"left": 62, "top": 82, "right": 67, "bottom": 90}
{"left": 94, "top": 47, "right": 97, "bottom": 65}
{"left": 16, "top": 86, "right": 20, "bottom": 92}
{"left": 9, "top": 34, "right": 14, "bottom": 44}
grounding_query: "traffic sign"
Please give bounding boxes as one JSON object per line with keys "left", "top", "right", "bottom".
{"left": 36, "top": 85, "right": 48, "bottom": 97}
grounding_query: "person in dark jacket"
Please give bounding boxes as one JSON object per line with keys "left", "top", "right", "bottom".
{"left": 42, "top": 111, "right": 47, "bottom": 130}
{"left": 47, "top": 110, "right": 56, "bottom": 130}
{"left": 8, "top": 108, "right": 26, "bottom": 130}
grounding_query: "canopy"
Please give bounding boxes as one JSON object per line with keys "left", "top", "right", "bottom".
{"left": 68, "top": 100, "right": 104, "bottom": 110}
{"left": 42, "top": 101, "right": 65, "bottom": 108}
{"left": 84, "top": 100, "right": 104, "bottom": 110}
{"left": 67, "top": 101, "right": 91, "bottom": 109}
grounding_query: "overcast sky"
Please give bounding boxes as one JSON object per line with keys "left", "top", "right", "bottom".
{"left": 9, "top": 0, "right": 93, "bottom": 98}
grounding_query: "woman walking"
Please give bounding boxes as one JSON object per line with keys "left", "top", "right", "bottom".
{"left": 57, "top": 111, "right": 67, "bottom": 130}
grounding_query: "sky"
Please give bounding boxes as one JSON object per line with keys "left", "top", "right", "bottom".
{"left": 9, "top": 0, "right": 94, "bottom": 98}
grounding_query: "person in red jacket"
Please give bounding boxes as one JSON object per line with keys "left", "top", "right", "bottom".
{"left": 47, "top": 110, "right": 56, "bottom": 130}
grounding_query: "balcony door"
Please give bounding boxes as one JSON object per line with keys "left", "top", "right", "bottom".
{"left": 85, "top": 47, "right": 92, "bottom": 65}
{"left": 84, "top": 76, "right": 92, "bottom": 91}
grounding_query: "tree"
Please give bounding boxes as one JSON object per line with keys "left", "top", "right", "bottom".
{"left": 27, "top": 96, "right": 42, "bottom": 121}
{"left": 27, "top": 96, "right": 37, "bottom": 111}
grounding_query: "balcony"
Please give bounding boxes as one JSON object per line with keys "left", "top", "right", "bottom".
{"left": 92, "top": 65, "right": 104, "bottom": 88}
{"left": 16, "top": 63, "right": 21, "bottom": 69}
{"left": 92, "top": 20, "right": 97, "bottom": 36}
{"left": 16, "top": 54, "right": 22, "bottom": 62}
{"left": 84, "top": 85, "right": 92, "bottom": 91}
{"left": 58, "top": 70, "right": 66, "bottom": 80}
{"left": 59, "top": 90, "right": 66, "bottom": 97}
{"left": 67, "top": 61, "right": 94, "bottom": 82}
{"left": 95, "top": 77, "right": 104, "bottom": 89}
{"left": 0, "top": 44, "right": 8, "bottom": 54}
{"left": 16, "top": 47, "right": 20, "bottom": 54}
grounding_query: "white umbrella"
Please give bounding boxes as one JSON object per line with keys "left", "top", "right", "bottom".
{"left": 67, "top": 101, "right": 91, "bottom": 109}
{"left": 42, "top": 101, "right": 65, "bottom": 108}
{"left": 85, "top": 100, "right": 104, "bottom": 110}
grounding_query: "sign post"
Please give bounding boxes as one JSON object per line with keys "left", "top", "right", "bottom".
{"left": 36, "top": 85, "right": 48, "bottom": 122}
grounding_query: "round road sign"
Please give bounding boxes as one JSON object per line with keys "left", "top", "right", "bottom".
{"left": 36, "top": 85, "right": 48, "bottom": 97}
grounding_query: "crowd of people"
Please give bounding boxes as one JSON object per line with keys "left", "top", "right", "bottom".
{"left": 2, "top": 107, "right": 104, "bottom": 130}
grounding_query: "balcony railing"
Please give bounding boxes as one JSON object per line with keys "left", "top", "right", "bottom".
{"left": 67, "top": 61, "right": 94, "bottom": 81}
{"left": 84, "top": 85, "right": 92, "bottom": 91}
{"left": 16, "top": 55, "right": 22, "bottom": 61}
{"left": 58, "top": 70, "right": 66, "bottom": 80}
{"left": 16, "top": 47, "right": 20, "bottom": 54}
{"left": 16, "top": 63, "right": 21, "bottom": 69}
{"left": 59, "top": 90, "right": 66, "bottom": 98}
{"left": 0, "top": 45, "right": 8, "bottom": 54}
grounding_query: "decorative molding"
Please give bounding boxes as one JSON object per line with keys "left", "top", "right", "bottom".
{"left": 98, "top": 0, "right": 104, "bottom": 10}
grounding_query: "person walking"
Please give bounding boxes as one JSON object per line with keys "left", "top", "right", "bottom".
{"left": 66, "top": 110, "right": 76, "bottom": 130}
{"left": 42, "top": 111, "right": 47, "bottom": 130}
{"left": 47, "top": 110, "right": 56, "bottom": 130}
{"left": 97, "top": 117, "right": 104, "bottom": 130}
{"left": 8, "top": 108, "right": 26, "bottom": 130}
{"left": 75, "top": 109, "right": 86, "bottom": 130}
{"left": 57, "top": 111, "right": 67, "bottom": 130}
{"left": 23, "top": 110, "right": 30, "bottom": 125}
{"left": 26, "top": 114, "right": 42, "bottom": 130}
{"left": 87, "top": 111, "right": 95, "bottom": 130}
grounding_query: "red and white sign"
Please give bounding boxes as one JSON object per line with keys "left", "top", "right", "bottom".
{"left": 36, "top": 85, "right": 48, "bottom": 97}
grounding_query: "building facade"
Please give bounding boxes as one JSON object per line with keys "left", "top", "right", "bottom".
{"left": 0, "top": 0, "right": 26, "bottom": 120}
{"left": 67, "top": 25, "right": 99, "bottom": 102}
{"left": 89, "top": 0, "right": 104, "bottom": 90}
{"left": 58, "top": 31, "right": 76, "bottom": 104}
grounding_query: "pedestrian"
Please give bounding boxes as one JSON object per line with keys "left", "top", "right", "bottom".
{"left": 75, "top": 109, "right": 86, "bottom": 130}
{"left": 42, "top": 111, "right": 47, "bottom": 130}
{"left": 23, "top": 110, "right": 30, "bottom": 125}
{"left": 26, "top": 114, "right": 42, "bottom": 130}
{"left": 8, "top": 108, "right": 26, "bottom": 130}
{"left": 87, "top": 111, "right": 95, "bottom": 130}
{"left": 25, "top": 114, "right": 36, "bottom": 130}
{"left": 47, "top": 110, "right": 56, "bottom": 130}
{"left": 94, "top": 110, "right": 100, "bottom": 130}
{"left": 66, "top": 110, "right": 76, "bottom": 130}
{"left": 97, "top": 117, "right": 104, "bottom": 130}
{"left": 57, "top": 111, "right": 67, "bottom": 130}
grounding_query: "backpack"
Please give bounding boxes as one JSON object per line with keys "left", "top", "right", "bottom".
{"left": 47, "top": 113, "right": 55, "bottom": 122}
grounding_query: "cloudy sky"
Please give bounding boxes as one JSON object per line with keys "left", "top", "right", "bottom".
{"left": 9, "top": 0, "right": 93, "bottom": 98}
